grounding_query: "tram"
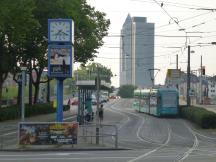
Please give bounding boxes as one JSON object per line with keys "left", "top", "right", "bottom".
{"left": 133, "top": 87, "right": 179, "bottom": 116}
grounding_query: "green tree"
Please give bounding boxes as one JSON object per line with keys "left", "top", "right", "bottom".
{"left": 0, "top": 0, "right": 110, "bottom": 105}
{"left": 118, "top": 85, "right": 137, "bottom": 98}
{"left": 75, "top": 63, "right": 113, "bottom": 83}
{"left": 0, "top": 0, "right": 39, "bottom": 107}
{"left": 29, "top": 0, "right": 110, "bottom": 103}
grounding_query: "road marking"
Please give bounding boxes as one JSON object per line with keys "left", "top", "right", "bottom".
{"left": 0, "top": 131, "right": 16, "bottom": 137}
{"left": 175, "top": 122, "right": 199, "bottom": 162}
{"left": 192, "top": 129, "right": 216, "bottom": 140}
{"left": 127, "top": 126, "right": 172, "bottom": 162}
{"left": 114, "top": 107, "right": 163, "bottom": 145}
{"left": 63, "top": 115, "right": 76, "bottom": 121}
{"left": 0, "top": 152, "right": 88, "bottom": 157}
{"left": 0, "top": 156, "right": 135, "bottom": 161}
{"left": 108, "top": 101, "right": 131, "bottom": 130}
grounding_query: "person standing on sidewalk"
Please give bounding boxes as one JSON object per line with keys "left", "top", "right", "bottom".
{"left": 98, "top": 104, "right": 104, "bottom": 122}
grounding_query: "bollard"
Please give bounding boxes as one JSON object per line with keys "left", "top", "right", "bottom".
{"left": 96, "top": 127, "right": 99, "bottom": 145}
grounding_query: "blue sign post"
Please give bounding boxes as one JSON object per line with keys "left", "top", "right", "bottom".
{"left": 48, "top": 19, "right": 74, "bottom": 122}
{"left": 56, "top": 78, "right": 64, "bottom": 122}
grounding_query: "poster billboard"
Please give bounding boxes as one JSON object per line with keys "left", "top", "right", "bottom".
{"left": 48, "top": 45, "right": 73, "bottom": 78}
{"left": 19, "top": 122, "right": 78, "bottom": 145}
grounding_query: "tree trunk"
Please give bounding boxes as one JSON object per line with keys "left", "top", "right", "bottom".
{"left": 0, "top": 82, "right": 3, "bottom": 108}
{"left": 34, "top": 84, "right": 39, "bottom": 104}
{"left": 0, "top": 73, "right": 8, "bottom": 108}
{"left": 32, "top": 67, "right": 44, "bottom": 104}
{"left": 17, "top": 83, "right": 22, "bottom": 105}
{"left": 47, "top": 78, "right": 50, "bottom": 102}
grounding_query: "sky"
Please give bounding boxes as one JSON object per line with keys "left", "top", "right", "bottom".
{"left": 83, "top": 0, "right": 216, "bottom": 87}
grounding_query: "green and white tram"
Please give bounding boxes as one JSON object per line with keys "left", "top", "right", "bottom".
{"left": 133, "top": 88, "right": 179, "bottom": 117}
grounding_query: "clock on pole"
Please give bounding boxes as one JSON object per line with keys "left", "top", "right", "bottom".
{"left": 48, "top": 19, "right": 74, "bottom": 44}
{"left": 48, "top": 19, "right": 74, "bottom": 122}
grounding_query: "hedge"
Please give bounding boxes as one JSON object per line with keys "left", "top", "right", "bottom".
{"left": 180, "top": 105, "right": 216, "bottom": 129}
{"left": 0, "top": 103, "right": 70, "bottom": 122}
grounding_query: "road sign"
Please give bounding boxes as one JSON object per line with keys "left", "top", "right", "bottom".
{"left": 167, "top": 69, "right": 181, "bottom": 79}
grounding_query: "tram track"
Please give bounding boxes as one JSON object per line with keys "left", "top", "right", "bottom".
{"left": 108, "top": 99, "right": 201, "bottom": 162}
{"left": 109, "top": 100, "right": 162, "bottom": 146}
{"left": 173, "top": 122, "right": 199, "bottom": 162}
{"left": 127, "top": 124, "right": 172, "bottom": 162}
{"left": 109, "top": 99, "right": 169, "bottom": 146}
{"left": 108, "top": 99, "right": 173, "bottom": 161}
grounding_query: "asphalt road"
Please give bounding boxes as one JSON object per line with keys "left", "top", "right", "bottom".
{"left": 1, "top": 99, "right": 216, "bottom": 162}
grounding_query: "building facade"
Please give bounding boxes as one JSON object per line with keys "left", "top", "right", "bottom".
{"left": 165, "top": 70, "right": 216, "bottom": 104}
{"left": 120, "top": 14, "right": 154, "bottom": 88}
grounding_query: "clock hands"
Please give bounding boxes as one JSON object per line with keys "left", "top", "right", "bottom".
{"left": 54, "top": 29, "right": 69, "bottom": 36}
{"left": 53, "top": 30, "right": 68, "bottom": 41}
{"left": 61, "top": 31, "right": 69, "bottom": 36}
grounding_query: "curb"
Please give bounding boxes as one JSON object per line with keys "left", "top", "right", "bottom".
{"left": 0, "top": 148, "right": 130, "bottom": 152}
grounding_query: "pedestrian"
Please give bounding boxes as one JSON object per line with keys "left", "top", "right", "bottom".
{"left": 99, "top": 104, "right": 104, "bottom": 122}
{"left": 67, "top": 98, "right": 71, "bottom": 105}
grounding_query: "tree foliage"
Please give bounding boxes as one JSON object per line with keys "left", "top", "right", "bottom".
{"left": 0, "top": 0, "right": 110, "bottom": 106}
{"left": 0, "top": 0, "right": 39, "bottom": 106}
{"left": 75, "top": 63, "right": 113, "bottom": 83}
{"left": 30, "top": 0, "right": 110, "bottom": 103}
{"left": 117, "top": 85, "right": 137, "bottom": 98}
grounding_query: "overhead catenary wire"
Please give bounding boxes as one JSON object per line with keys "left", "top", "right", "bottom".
{"left": 104, "top": 11, "right": 213, "bottom": 38}
{"left": 151, "top": 0, "right": 183, "bottom": 29}
{"left": 130, "top": 0, "right": 216, "bottom": 10}
{"left": 105, "top": 2, "right": 215, "bottom": 70}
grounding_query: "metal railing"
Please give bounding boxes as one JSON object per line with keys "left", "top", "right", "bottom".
{"left": 78, "top": 123, "right": 118, "bottom": 149}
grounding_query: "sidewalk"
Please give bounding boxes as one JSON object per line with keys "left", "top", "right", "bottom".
{"left": 194, "top": 104, "right": 216, "bottom": 114}
{"left": 0, "top": 101, "right": 121, "bottom": 151}
{"left": 179, "top": 98, "right": 216, "bottom": 114}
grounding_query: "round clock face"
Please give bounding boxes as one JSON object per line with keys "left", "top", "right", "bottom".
{"left": 50, "top": 21, "right": 71, "bottom": 42}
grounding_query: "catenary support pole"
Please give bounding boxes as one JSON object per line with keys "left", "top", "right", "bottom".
{"left": 187, "top": 45, "right": 191, "bottom": 106}
{"left": 200, "top": 55, "right": 203, "bottom": 104}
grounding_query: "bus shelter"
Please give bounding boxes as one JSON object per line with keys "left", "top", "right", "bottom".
{"left": 76, "top": 80, "right": 110, "bottom": 124}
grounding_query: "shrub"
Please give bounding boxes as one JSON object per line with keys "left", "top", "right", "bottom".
{"left": 180, "top": 106, "right": 216, "bottom": 129}
{"left": 0, "top": 103, "right": 70, "bottom": 122}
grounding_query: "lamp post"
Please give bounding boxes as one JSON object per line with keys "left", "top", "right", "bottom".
{"left": 96, "top": 64, "right": 100, "bottom": 145}
{"left": 139, "top": 88, "right": 141, "bottom": 112}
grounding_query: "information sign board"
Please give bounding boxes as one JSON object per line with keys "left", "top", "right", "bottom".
{"left": 48, "top": 45, "right": 73, "bottom": 78}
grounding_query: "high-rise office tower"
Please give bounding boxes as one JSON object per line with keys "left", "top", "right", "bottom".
{"left": 120, "top": 14, "right": 154, "bottom": 88}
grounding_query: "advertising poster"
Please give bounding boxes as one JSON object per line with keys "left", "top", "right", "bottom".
{"left": 48, "top": 45, "right": 73, "bottom": 77}
{"left": 19, "top": 122, "right": 78, "bottom": 145}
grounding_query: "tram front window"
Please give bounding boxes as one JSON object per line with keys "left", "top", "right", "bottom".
{"left": 162, "top": 92, "right": 177, "bottom": 107}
